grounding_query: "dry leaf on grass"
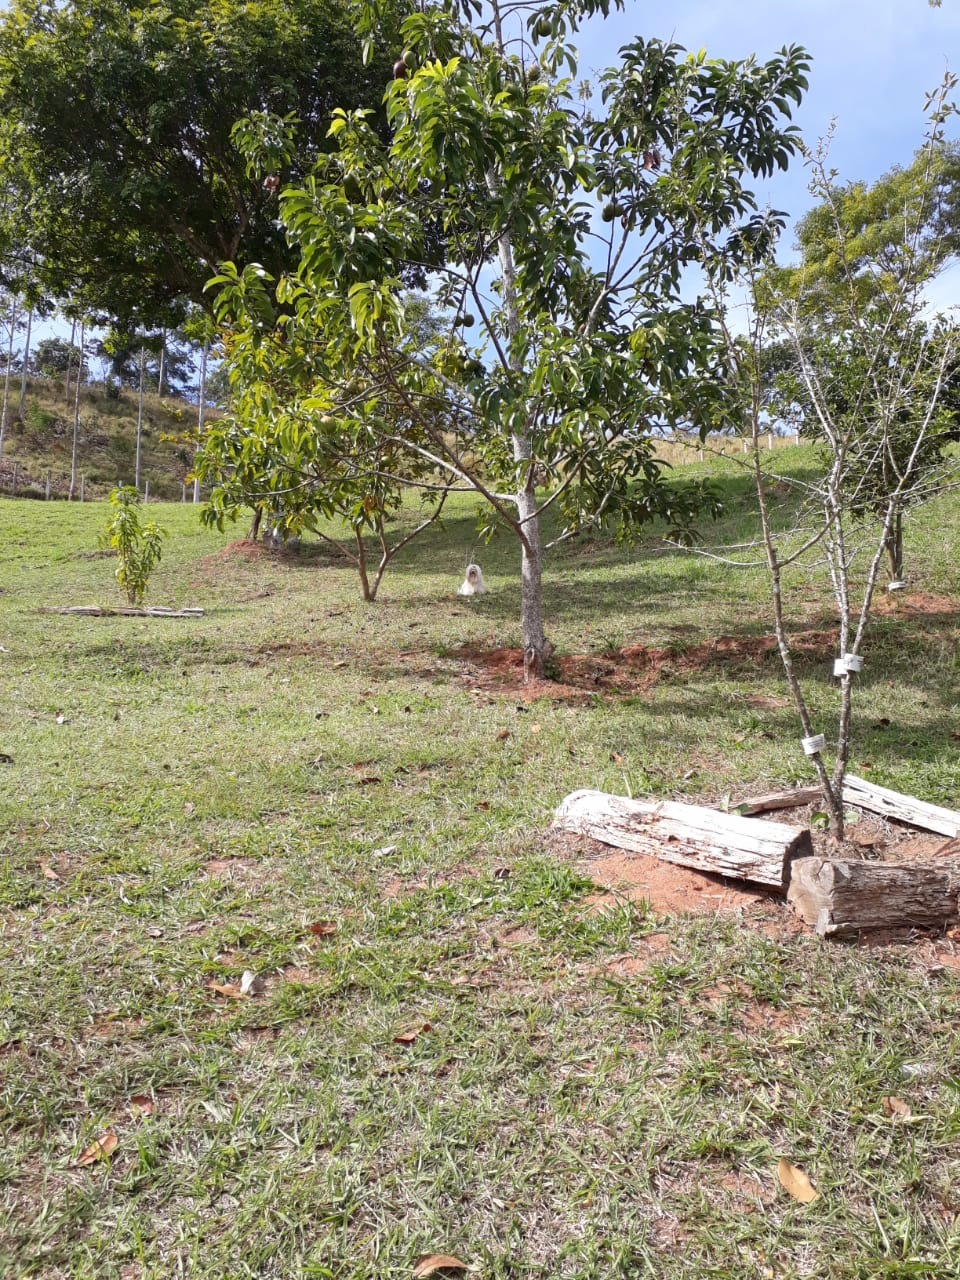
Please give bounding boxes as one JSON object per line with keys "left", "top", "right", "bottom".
{"left": 128, "top": 1095, "right": 155, "bottom": 1118}
{"left": 207, "top": 980, "right": 242, "bottom": 999}
{"left": 39, "top": 861, "right": 60, "bottom": 881}
{"left": 394, "top": 1022, "right": 432, "bottom": 1045}
{"left": 777, "top": 1156, "right": 819, "bottom": 1203}
{"left": 74, "top": 1130, "right": 118, "bottom": 1167}
{"left": 881, "top": 1096, "right": 912, "bottom": 1119}
{"left": 496, "top": 729, "right": 510, "bottom": 741}
{"left": 308, "top": 920, "right": 337, "bottom": 937}
{"left": 412, "top": 1256, "right": 467, "bottom": 1278}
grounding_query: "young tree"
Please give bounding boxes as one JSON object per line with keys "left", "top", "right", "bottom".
{"left": 698, "top": 79, "right": 960, "bottom": 838}
{"left": 198, "top": 286, "right": 455, "bottom": 600}
{"left": 768, "top": 132, "right": 960, "bottom": 580}
{"left": 209, "top": 0, "right": 809, "bottom": 677}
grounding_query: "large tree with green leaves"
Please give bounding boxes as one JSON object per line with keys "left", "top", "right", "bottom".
{"left": 205, "top": 0, "right": 809, "bottom": 677}
{"left": 0, "top": 0, "right": 401, "bottom": 327}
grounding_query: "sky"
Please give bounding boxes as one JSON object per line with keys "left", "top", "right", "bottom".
{"left": 575, "top": 0, "right": 960, "bottom": 273}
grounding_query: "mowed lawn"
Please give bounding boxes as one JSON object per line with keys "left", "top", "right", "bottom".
{"left": 2, "top": 461, "right": 959, "bottom": 1279}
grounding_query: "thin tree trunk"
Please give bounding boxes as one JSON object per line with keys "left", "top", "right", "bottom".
{"left": 355, "top": 527, "right": 373, "bottom": 601}
{"left": 248, "top": 505, "right": 263, "bottom": 540}
{"left": 0, "top": 297, "right": 16, "bottom": 471}
{"left": 135, "top": 344, "right": 145, "bottom": 491}
{"left": 18, "top": 307, "right": 32, "bottom": 418}
{"left": 69, "top": 322, "right": 84, "bottom": 499}
{"left": 65, "top": 319, "right": 77, "bottom": 405}
{"left": 158, "top": 332, "right": 167, "bottom": 396}
{"left": 192, "top": 341, "right": 209, "bottom": 503}
{"left": 885, "top": 509, "right": 904, "bottom": 580}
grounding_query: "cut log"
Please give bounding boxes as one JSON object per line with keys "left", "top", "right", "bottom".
{"left": 842, "top": 775, "right": 960, "bottom": 838}
{"left": 46, "top": 606, "right": 204, "bottom": 618}
{"left": 733, "top": 787, "right": 822, "bottom": 816}
{"left": 787, "top": 856, "right": 959, "bottom": 936}
{"left": 553, "top": 789, "right": 812, "bottom": 888}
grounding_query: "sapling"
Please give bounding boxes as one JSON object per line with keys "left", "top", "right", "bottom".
{"left": 692, "top": 78, "right": 960, "bottom": 839}
{"left": 102, "top": 486, "right": 167, "bottom": 606}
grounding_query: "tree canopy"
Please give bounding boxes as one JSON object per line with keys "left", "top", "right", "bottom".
{"left": 202, "top": 0, "right": 810, "bottom": 675}
{"left": 0, "top": 0, "right": 401, "bottom": 326}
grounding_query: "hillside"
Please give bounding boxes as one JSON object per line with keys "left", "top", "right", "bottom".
{"left": 0, "top": 374, "right": 216, "bottom": 501}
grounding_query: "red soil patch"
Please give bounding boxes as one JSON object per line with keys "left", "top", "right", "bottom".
{"left": 218, "top": 539, "right": 266, "bottom": 560}
{"left": 555, "top": 831, "right": 794, "bottom": 929}
{"left": 455, "top": 630, "right": 838, "bottom": 701}
{"left": 874, "top": 591, "right": 960, "bottom": 618}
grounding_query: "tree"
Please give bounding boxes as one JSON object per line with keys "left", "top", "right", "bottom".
{"left": 0, "top": 0, "right": 403, "bottom": 327}
{"left": 208, "top": 0, "right": 809, "bottom": 677}
{"left": 198, "top": 287, "right": 456, "bottom": 600}
{"left": 698, "top": 77, "right": 960, "bottom": 838}
{"left": 766, "top": 135, "right": 960, "bottom": 580}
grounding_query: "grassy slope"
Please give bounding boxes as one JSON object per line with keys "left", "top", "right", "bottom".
{"left": 1, "top": 461, "right": 959, "bottom": 1278}
{"left": 1, "top": 376, "right": 203, "bottom": 501}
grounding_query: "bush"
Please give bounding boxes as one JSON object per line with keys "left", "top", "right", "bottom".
{"left": 101, "top": 486, "right": 167, "bottom": 606}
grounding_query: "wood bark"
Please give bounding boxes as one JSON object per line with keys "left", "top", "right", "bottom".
{"left": 733, "top": 787, "right": 822, "bottom": 816}
{"left": 47, "top": 606, "right": 204, "bottom": 617}
{"left": 553, "top": 789, "right": 812, "bottom": 888}
{"left": 842, "top": 775, "right": 960, "bottom": 838}
{"left": 787, "top": 856, "right": 959, "bottom": 936}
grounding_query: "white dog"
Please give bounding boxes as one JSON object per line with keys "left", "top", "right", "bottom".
{"left": 457, "top": 563, "right": 487, "bottom": 596}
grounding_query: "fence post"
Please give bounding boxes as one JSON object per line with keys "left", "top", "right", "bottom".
{"left": 767, "top": 432, "right": 774, "bottom": 451}
{"left": 144, "top": 479, "right": 149, "bottom": 502}
{"left": 181, "top": 482, "right": 186, "bottom": 503}
{"left": 11, "top": 462, "right": 17, "bottom": 497}
{"left": 80, "top": 474, "right": 85, "bottom": 502}
{"left": 45, "top": 472, "right": 51, "bottom": 500}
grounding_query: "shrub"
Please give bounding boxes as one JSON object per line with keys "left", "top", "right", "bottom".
{"left": 101, "top": 486, "right": 166, "bottom": 606}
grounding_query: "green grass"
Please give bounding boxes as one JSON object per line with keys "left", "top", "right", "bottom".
{"left": 1, "top": 473, "right": 959, "bottom": 1278}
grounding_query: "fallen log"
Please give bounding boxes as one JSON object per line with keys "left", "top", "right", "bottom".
{"left": 46, "top": 605, "right": 205, "bottom": 618}
{"left": 733, "top": 786, "right": 822, "bottom": 816}
{"left": 787, "top": 856, "right": 959, "bottom": 936}
{"left": 553, "top": 789, "right": 812, "bottom": 888}
{"left": 842, "top": 775, "right": 960, "bottom": 838}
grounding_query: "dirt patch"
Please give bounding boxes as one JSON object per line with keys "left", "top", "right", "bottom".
{"left": 594, "top": 933, "right": 675, "bottom": 977}
{"left": 202, "top": 857, "right": 262, "bottom": 878}
{"left": 455, "top": 631, "right": 838, "bottom": 701}
{"left": 874, "top": 591, "right": 960, "bottom": 619}
{"left": 217, "top": 539, "right": 267, "bottom": 560}
{"left": 557, "top": 831, "right": 790, "bottom": 926}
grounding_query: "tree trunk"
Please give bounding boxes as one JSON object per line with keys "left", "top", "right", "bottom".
{"left": 65, "top": 319, "right": 77, "bottom": 405}
{"left": 135, "top": 344, "right": 145, "bottom": 491}
{"left": 355, "top": 527, "right": 373, "bottom": 601}
{"left": 192, "top": 341, "right": 209, "bottom": 503}
{"left": 516, "top": 468, "right": 548, "bottom": 679}
{"left": 885, "top": 510, "right": 904, "bottom": 581}
{"left": 0, "top": 297, "right": 16, "bottom": 470}
{"left": 18, "top": 306, "right": 32, "bottom": 418}
{"left": 158, "top": 333, "right": 167, "bottom": 396}
{"left": 248, "top": 505, "right": 263, "bottom": 540}
{"left": 69, "top": 321, "right": 84, "bottom": 499}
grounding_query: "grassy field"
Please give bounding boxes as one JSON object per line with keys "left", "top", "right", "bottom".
{"left": 2, "top": 458, "right": 959, "bottom": 1278}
